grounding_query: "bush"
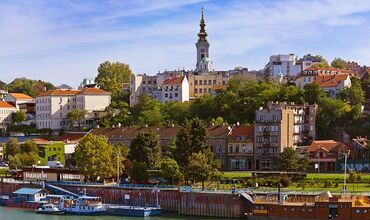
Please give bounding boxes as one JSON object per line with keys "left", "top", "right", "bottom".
{"left": 323, "top": 180, "right": 333, "bottom": 188}
{"left": 279, "top": 176, "right": 291, "bottom": 187}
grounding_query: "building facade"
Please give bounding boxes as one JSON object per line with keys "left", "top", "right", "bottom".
{"left": 36, "top": 88, "right": 110, "bottom": 130}
{"left": 227, "top": 125, "right": 254, "bottom": 170}
{"left": 0, "top": 101, "right": 16, "bottom": 131}
{"left": 314, "top": 74, "right": 352, "bottom": 99}
{"left": 254, "top": 102, "right": 317, "bottom": 170}
{"left": 160, "top": 76, "right": 189, "bottom": 103}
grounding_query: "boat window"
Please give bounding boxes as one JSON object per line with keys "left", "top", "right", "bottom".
{"left": 291, "top": 208, "right": 295, "bottom": 212}
{"left": 301, "top": 208, "right": 305, "bottom": 212}
{"left": 283, "top": 208, "right": 287, "bottom": 212}
{"left": 255, "top": 206, "right": 259, "bottom": 209}
{"left": 308, "top": 208, "right": 313, "bottom": 212}
{"left": 260, "top": 206, "right": 264, "bottom": 209}
{"left": 364, "top": 210, "right": 368, "bottom": 214}
{"left": 355, "top": 209, "right": 360, "bottom": 214}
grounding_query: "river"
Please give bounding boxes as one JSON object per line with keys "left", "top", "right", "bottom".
{"left": 0, "top": 206, "right": 235, "bottom": 220}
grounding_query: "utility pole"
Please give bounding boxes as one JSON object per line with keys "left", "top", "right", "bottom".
{"left": 343, "top": 150, "right": 350, "bottom": 195}
{"left": 116, "top": 149, "right": 120, "bottom": 185}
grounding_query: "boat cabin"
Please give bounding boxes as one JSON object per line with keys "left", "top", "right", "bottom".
{"left": 13, "top": 188, "right": 47, "bottom": 202}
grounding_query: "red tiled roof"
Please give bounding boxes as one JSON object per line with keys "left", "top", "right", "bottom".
{"left": 300, "top": 67, "right": 357, "bottom": 77}
{"left": 0, "top": 101, "right": 16, "bottom": 108}
{"left": 314, "top": 74, "right": 350, "bottom": 87}
{"left": 37, "top": 90, "right": 80, "bottom": 97}
{"left": 55, "top": 132, "right": 88, "bottom": 143}
{"left": 211, "top": 85, "right": 228, "bottom": 91}
{"left": 32, "top": 138, "right": 51, "bottom": 144}
{"left": 308, "top": 140, "right": 347, "bottom": 152}
{"left": 163, "top": 76, "right": 185, "bottom": 85}
{"left": 77, "top": 88, "right": 110, "bottom": 95}
{"left": 9, "top": 93, "right": 34, "bottom": 100}
{"left": 229, "top": 125, "right": 254, "bottom": 141}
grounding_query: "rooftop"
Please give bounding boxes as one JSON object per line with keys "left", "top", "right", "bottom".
{"left": 163, "top": 76, "right": 185, "bottom": 85}
{"left": 55, "top": 132, "right": 88, "bottom": 143}
{"left": 0, "top": 101, "right": 16, "bottom": 108}
{"left": 314, "top": 74, "right": 350, "bottom": 87}
{"left": 8, "top": 93, "right": 34, "bottom": 100}
{"left": 13, "top": 188, "right": 45, "bottom": 195}
{"left": 308, "top": 140, "right": 347, "bottom": 152}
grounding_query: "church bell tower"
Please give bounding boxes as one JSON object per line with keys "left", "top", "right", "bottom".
{"left": 195, "top": 7, "right": 212, "bottom": 72}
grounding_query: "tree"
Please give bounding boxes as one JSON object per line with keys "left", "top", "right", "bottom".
{"left": 67, "top": 109, "right": 88, "bottom": 129}
{"left": 129, "top": 131, "right": 161, "bottom": 168}
{"left": 187, "top": 151, "right": 220, "bottom": 190}
{"left": 338, "top": 78, "right": 365, "bottom": 106}
{"left": 131, "top": 94, "right": 164, "bottom": 126}
{"left": 160, "top": 158, "right": 183, "bottom": 184}
{"left": 128, "top": 161, "right": 148, "bottom": 183}
{"left": 7, "top": 77, "right": 55, "bottom": 97}
{"left": 74, "top": 134, "right": 117, "bottom": 181}
{"left": 11, "top": 111, "right": 26, "bottom": 124}
{"left": 0, "top": 80, "right": 7, "bottom": 90}
{"left": 95, "top": 61, "right": 132, "bottom": 101}
{"left": 331, "top": 57, "right": 349, "bottom": 69}
{"left": 275, "top": 147, "right": 299, "bottom": 173}
{"left": 20, "top": 140, "right": 38, "bottom": 153}
{"left": 99, "top": 100, "right": 131, "bottom": 127}
{"left": 303, "top": 83, "right": 326, "bottom": 104}
{"left": 163, "top": 101, "right": 191, "bottom": 125}
{"left": 4, "top": 138, "right": 20, "bottom": 160}
{"left": 298, "top": 155, "right": 311, "bottom": 171}
{"left": 174, "top": 117, "right": 209, "bottom": 170}
{"left": 211, "top": 116, "right": 225, "bottom": 126}
{"left": 361, "top": 73, "right": 370, "bottom": 99}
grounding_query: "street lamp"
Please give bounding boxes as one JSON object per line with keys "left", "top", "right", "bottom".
{"left": 343, "top": 150, "right": 350, "bottom": 195}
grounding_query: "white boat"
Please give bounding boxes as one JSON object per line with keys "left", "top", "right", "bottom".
{"left": 36, "top": 203, "right": 65, "bottom": 215}
{"left": 65, "top": 195, "right": 106, "bottom": 215}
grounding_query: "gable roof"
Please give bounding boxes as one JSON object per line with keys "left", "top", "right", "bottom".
{"left": 229, "top": 125, "right": 254, "bottom": 141}
{"left": 163, "top": 76, "right": 185, "bottom": 85}
{"left": 37, "top": 89, "right": 80, "bottom": 97}
{"left": 314, "top": 74, "right": 350, "bottom": 87}
{"left": 77, "top": 87, "right": 110, "bottom": 95}
{"left": 55, "top": 132, "right": 88, "bottom": 143}
{"left": 0, "top": 101, "right": 16, "bottom": 108}
{"left": 8, "top": 93, "right": 34, "bottom": 100}
{"left": 308, "top": 140, "right": 347, "bottom": 152}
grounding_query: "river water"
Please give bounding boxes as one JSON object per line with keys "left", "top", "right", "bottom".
{"left": 0, "top": 206, "right": 235, "bottom": 220}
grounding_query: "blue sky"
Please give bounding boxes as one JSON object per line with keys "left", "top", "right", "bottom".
{"left": 1, "top": 0, "right": 370, "bottom": 87}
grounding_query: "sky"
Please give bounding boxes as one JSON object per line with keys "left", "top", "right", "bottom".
{"left": 1, "top": 0, "right": 370, "bottom": 87}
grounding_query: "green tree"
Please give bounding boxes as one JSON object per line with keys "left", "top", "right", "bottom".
{"left": 160, "top": 157, "right": 183, "bottom": 184}
{"left": 331, "top": 57, "right": 349, "bottom": 69}
{"left": 303, "top": 83, "right": 326, "bottom": 104}
{"left": 338, "top": 78, "right": 365, "bottom": 105}
{"left": 316, "top": 96, "right": 351, "bottom": 139}
{"left": 129, "top": 131, "right": 161, "bottom": 168}
{"left": 131, "top": 94, "right": 164, "bottom": 126}
{"left": 11, "top": 111, "right": 27, "bottom": 124}
{"left": 298, "top": 155, "right": 311, "bottom": 171}
{"left": 275, "top": 147, "right": 299, "bottom": 173}
{"left": 128, "top": 161, "right": 148, "bottom": 183}
{"left": 174, "top": 118, "right": 209, "bottom": 170}
{"left": 74, "top": 134, "right": 116, "bottom": 181}
{"left": 95, "top": 61, "right": 132, "bottom": 101}
{"left": 278, "top": 85, "right": 305, "bottom": 104}
{"left": 361, "top": 73, "right": 370, "bottom": 99}
{"left": 163, "top": 101, "right": 191, "bottom": 125}
{"left": 20, "top": 140, "right": 38, "bottom": 153}
{"left": 99, "top": 100, "right": 131, "bottom": 127}
{"left": 4, "top": 138, "right": 20, "bottom": 160}
{"left": 0, "top": 80, "right": 7, "bottom": 90}
{"left": 67, "top": 109, "right": 88, "bottom": 129}
{"left": 210, "top": 116, "right": 225, "bottom": 126}
{"left": 187, "top": 151, "right": 220, "bottom": 190}
{"left": 7, "top": 77, "right": 55, "bottom": 97}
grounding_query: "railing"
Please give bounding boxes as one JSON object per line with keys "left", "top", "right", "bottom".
{"left": 46, "top": 181, "right": 104, "bottom": 186}
{"left": 118, "top": 184, "right": 177, "bottom": 190}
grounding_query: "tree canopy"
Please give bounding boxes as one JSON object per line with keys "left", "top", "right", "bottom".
{"left": 331, "top": 57, "right": 349, "bottom": 69}
{"left": 74, "top": 134, "right": 119, "bottom": 181}
{"left": 7, "top": 77, "right": 55, "bottom": 97}
{"left": 12, "top": 111, "right": 26, "bottom": 124}
{"left": 95, "top": 61, "right": 132, "bottom": 101}
{"left": 129, "top": 131, "right": 161, "bottom": 168}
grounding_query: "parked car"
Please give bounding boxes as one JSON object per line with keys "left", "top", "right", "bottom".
{"left": 0, "top": 161, "right": 9, "bottom": 168}
{"left": 148, "top": 178, "right": 168, "bottom": 185}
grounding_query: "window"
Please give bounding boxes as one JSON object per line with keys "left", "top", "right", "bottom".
{"left": 272, "top": 115, "right": 278, "bottom": 121}
{"left": 213, "top": 80, "right": 216, "bottom": 85}
{"left": 208, "top": 80, "right": 212, "bottom": 85}
{"left": 195, "top": 88, "right": 198, "bottom": 93}
{"left": 199, "top": 80, "right": 202, "bottom": 85}
{"left": 355, "top": 209, "right": 360, "bottom": 214}
{"left": 203, "top": 80, "right": 207, "bottom": 85}
{"left": 308, "top": 208, "right": 313, "bottom": 212}
{"left": 291, "top": 208, "right": 295, "bottom": 212}
{"left": 175, "top": 93, "right": 178, "bottom": 97}
{"left": 199, "top": 88, "right": 202, "bottom": 93}
{"left": 60, "top": 105, "right": 62, "bottom": 110}
{"left": 165, "top": 93, "right": 168, "bottom": 97}
{"left": 195, "top": 80, "right": 198, "bottom": 85}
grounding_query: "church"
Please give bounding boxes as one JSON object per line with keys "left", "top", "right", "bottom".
{"left": 129, "top": 9, "right": 249, "bottom": 106}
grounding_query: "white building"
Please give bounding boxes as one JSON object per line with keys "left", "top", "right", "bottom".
{"left": 263, "top": 54, "right": 302, "bottom": 79}
{"left": 0, "top": 101, "right": 16, "bottom": 131}
{"left": 160, "top": 76, "right": 189, "bottom": 103}
{"left": 314, "top": 74, "right": 352, "bottom": 99}
{"left": 36, "top": 88, "right": 111, "bottom": 130}
{"left": 4, "top": 93, "right": 35, "bottom": 110}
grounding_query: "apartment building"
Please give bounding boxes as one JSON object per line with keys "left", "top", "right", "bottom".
{"left": 0, "top": 101, "right": 16, "bottom": 131}
{"left": 254, "top": 102, "right": 317, "bottom": 170}
{"left": 36, "top": 88, "right": 110, "bottom": 130}
{"left": 160, "top": 76, "right": 189, "bottom": 103}
{"left": 227, "top": 124, "right": 254, "bottom": 170}
{"left": 295, "top": 67, "right": 356, "bottom": 89}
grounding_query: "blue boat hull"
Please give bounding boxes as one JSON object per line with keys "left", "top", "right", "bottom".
{"left": 65, "top": 210, "right": 106, "bottom": 215}
{"left": 108, "top": 207, "right": 162, "bottom": 217}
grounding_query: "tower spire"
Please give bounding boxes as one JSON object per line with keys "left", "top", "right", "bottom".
{"left": 198, "top": 7, "right": 207, "bottom": 42}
